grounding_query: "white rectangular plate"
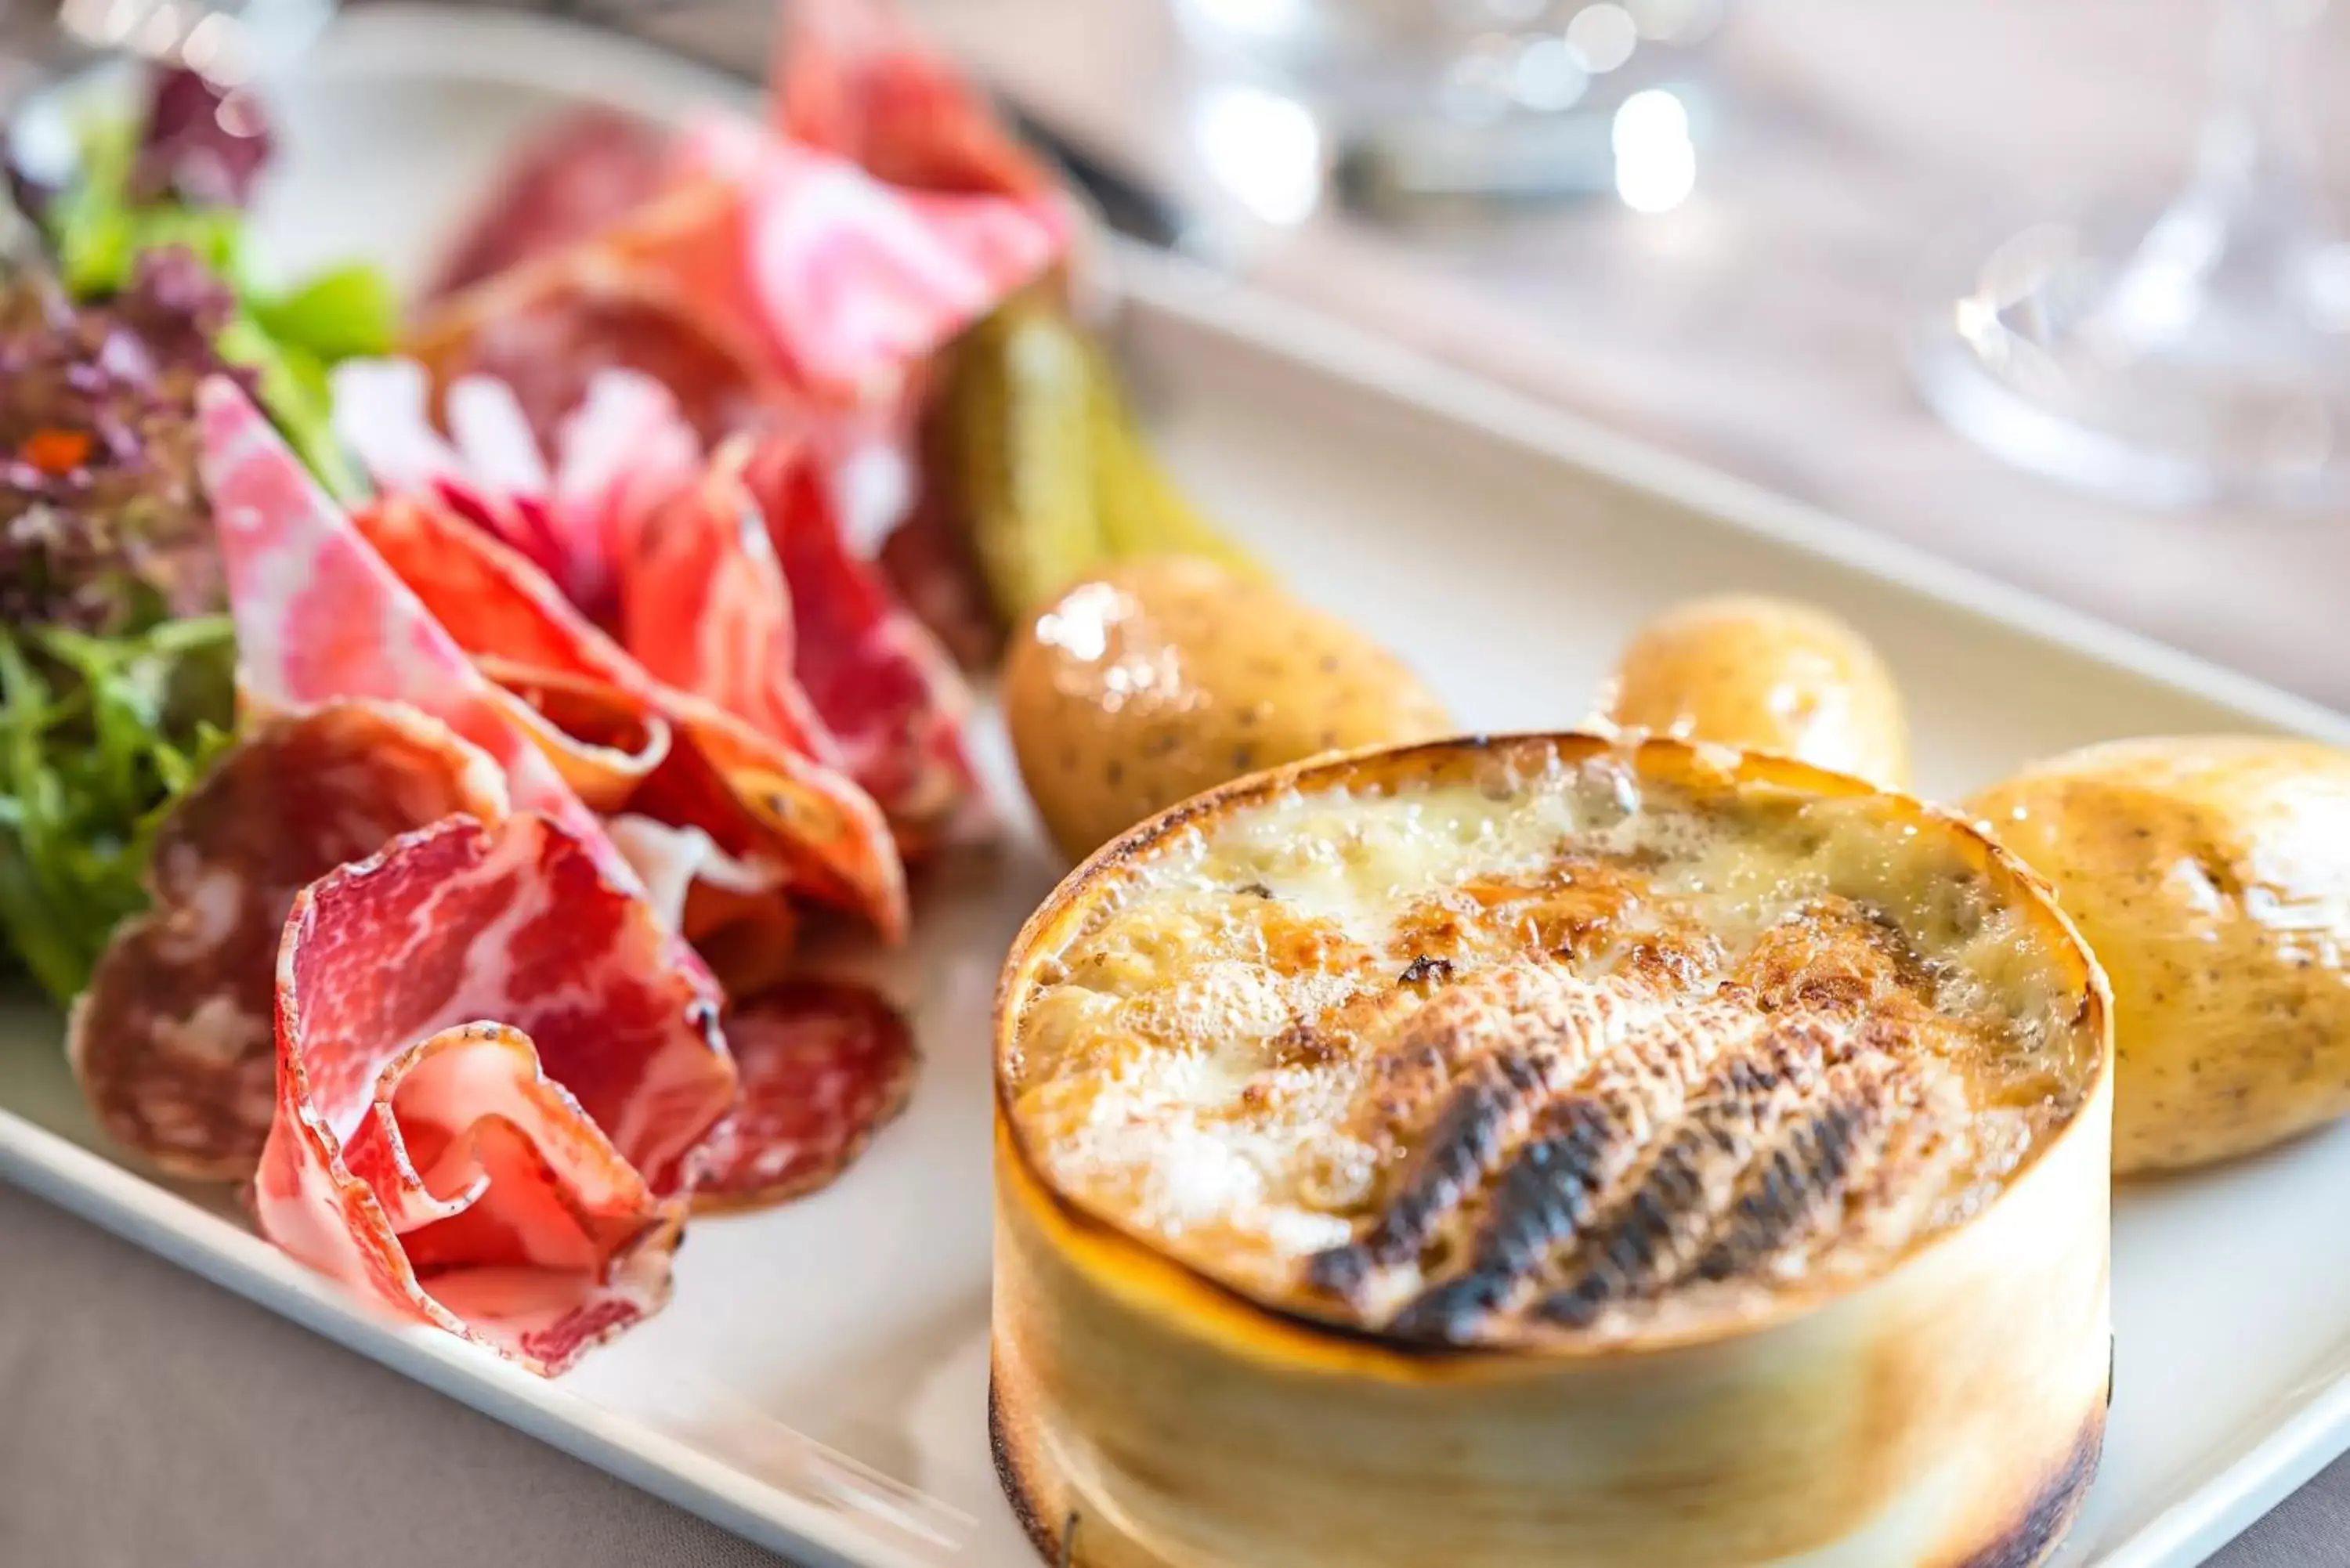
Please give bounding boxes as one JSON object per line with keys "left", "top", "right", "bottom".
{"left": 5, "top": 9, "right": 2350, "bottom": 1566}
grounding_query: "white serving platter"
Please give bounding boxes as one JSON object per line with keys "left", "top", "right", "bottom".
{"left": 6, "top": 8, "right": 2350, "bottom": 1566}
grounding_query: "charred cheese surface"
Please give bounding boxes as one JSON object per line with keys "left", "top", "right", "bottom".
{"left": 1003, "top": 746, "right": 2096, "bottom": 1348}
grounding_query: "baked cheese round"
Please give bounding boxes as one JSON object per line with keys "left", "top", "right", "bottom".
{"left": 992, "top": 733, "right": 2113, "bottom": 1568}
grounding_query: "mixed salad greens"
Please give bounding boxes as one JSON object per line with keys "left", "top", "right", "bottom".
{"left": 0, "top": 66, "right": 392, "bottom": 1004}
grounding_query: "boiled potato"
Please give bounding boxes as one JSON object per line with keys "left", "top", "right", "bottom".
{"left": 1607, "top": 594, "right": 1909, "bottom": 788}
{"left": 1004, "top": 560, "right": 1452, "bottom": 862}
{"left": 1969, "top": 736, "right": 2350, "bottom": 1173}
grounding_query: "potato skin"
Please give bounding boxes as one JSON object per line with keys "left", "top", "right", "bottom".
{"left": 1968, "top": 735, "right": 2350, "bottom": 1173}
{"left": 1003, "top": 560, "right": 1452, "bottom": 862}
{"left": 1608, "top": 595, "right": 1910, "bottom": 788}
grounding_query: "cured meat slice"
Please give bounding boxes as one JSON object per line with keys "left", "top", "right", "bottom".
{"left": 676, "top": 876, "right": 803, "bottom": 1003}
{"left": 425, "top": 107, "right": 677, "bottom": 301}
{"left": 691, "top": 980, "right": 916, "bottom": 1211}
{"left": 352, "top": 482, "right": 906, "bottom": 936}
{"left": 876, "top": 468, "right": 1000, "bottom": 670}
{"left": 407, "top": 240, "right": 788, "bottom": 446}
{"left": 775, "top": 0, "right": 1055, "bottom": 200}
{"left": 193, "top": 380, "right": 623, "bottom": 885}
{"left": 353, "top": 487, "right": 656, "bottom": 693}
{"left": 478, "top": 659, "right": 808, "bottom": 995}
{"left": 615, "top": 440, "right": 834, "bottom": 760}
{"left": 258, "top": 811, "right": 733, "bottom": 1371}
{"left": 481, "top": 673, "right": 671, "bottom": 814}
{"left": 747, "top": 437, "right": 985, "bottom": 852}
{"left": 66, "top": 703, "right": 506, "bottom": 1181}
{"left": 334, "top": 363, "right": 702, "bottom": 626}
{"left": 665, "top": 114, "right": 1070, "bottom": 406}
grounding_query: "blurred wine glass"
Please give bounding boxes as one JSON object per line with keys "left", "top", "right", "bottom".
{"left": 1170, "top": 0, "right": 1727, "bottom": 215}
{"left": 33, "top": 0, "right": 334, "bottom": 84}
{"left": 1908, "top": 0, "right": 2350, "bottom": 511}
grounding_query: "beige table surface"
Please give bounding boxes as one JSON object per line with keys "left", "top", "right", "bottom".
{"left": 8, "top": 1, "right": 2350, "bottom": 1564}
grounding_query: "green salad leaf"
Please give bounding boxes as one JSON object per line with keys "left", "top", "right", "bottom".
{"left": 36, "top": 82, "right": 392, "bottom": 503}
{"left": 217, "top": 309, "right": 365, "bottom": 500}
{"left": 0, "top": 66, "right": 393, "bottom": 1005}
{"left": 0, "top": 616, "right": 235, "bottom": 1005}
{"left": 249, "top": 262, "right": 397, "bottom": 363}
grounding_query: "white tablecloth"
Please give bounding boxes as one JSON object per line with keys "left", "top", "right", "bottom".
{"left": 9, "top": 2, "right": 2350, "bottom": 1565}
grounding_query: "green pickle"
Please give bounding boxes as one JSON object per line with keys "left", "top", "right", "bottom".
{"left": 947, "top": 292, "right": 1257, "bottom": 627}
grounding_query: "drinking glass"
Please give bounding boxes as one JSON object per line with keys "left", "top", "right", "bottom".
{"left": 32, "top": 0, "right": 335, "bottom": 84}
{"left": 1907, "top": 0, "right": 2350, "bottom": 511}
{"left": 1171, "top": 0, "right": 1728, "bottom": 215}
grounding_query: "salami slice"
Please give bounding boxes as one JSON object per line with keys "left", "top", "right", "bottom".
{"left": 67, "top": 703, "right": 506, "bottom": 1181}
{"left": 257, "top": 812, "right": 729, "bottom": 1371}
{"left": 747, "top": 436, "right": 986, "bottom": 853}
{"left": 352, "top": 482, "right": 906, "bottom": 937}
{"left": 425, "top": 107, "right": 676, "bottom": 302}
{"left": 690, "top": 980, "right": 916, "bottom": 1212}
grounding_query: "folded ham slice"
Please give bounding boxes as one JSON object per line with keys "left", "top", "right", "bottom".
{"left": 259, "top": 812, "right": 719, "bottom": 1372}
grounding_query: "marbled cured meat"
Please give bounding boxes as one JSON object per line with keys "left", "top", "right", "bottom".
{"left": 353, "top": 472, "right": 906, "bottom": 937}
{"left": 425, "top": 107, "right": 675, "bottom": 302}
{"left": 746, "top": 436, "right": 984, "bottom": 853}
{"left": 256, "top": 813, "right": 725, "bottom": 1372}
{"left": 67, "top": 703, "right": 505, "bottom": 1181}
{"left": 193, "top": 380, "right": 743, "bottom": 1369}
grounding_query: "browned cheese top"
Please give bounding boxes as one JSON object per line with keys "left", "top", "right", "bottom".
{"left": 1001, "top": 742, "right": 2101, "bottom": 1349}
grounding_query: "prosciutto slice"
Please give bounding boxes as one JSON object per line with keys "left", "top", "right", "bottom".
{"left": 258, "top": 813, "right": 723, "bottom": 1372}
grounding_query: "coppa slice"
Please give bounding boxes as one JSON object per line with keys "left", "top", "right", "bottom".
{"left": 258, "top": 813, "right": 723, "bottom": 1373}
{"left": 67, "top": 703, "right": 506, "bottom": 1181}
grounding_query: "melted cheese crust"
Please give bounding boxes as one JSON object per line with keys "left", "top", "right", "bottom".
{"left": 1004, "top": 746, "right": 2095, "bottom": 1346}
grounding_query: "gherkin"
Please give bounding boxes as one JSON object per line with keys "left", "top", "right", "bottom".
{"left": 939, "top": 290, "right": 1260, "bottom": 628}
